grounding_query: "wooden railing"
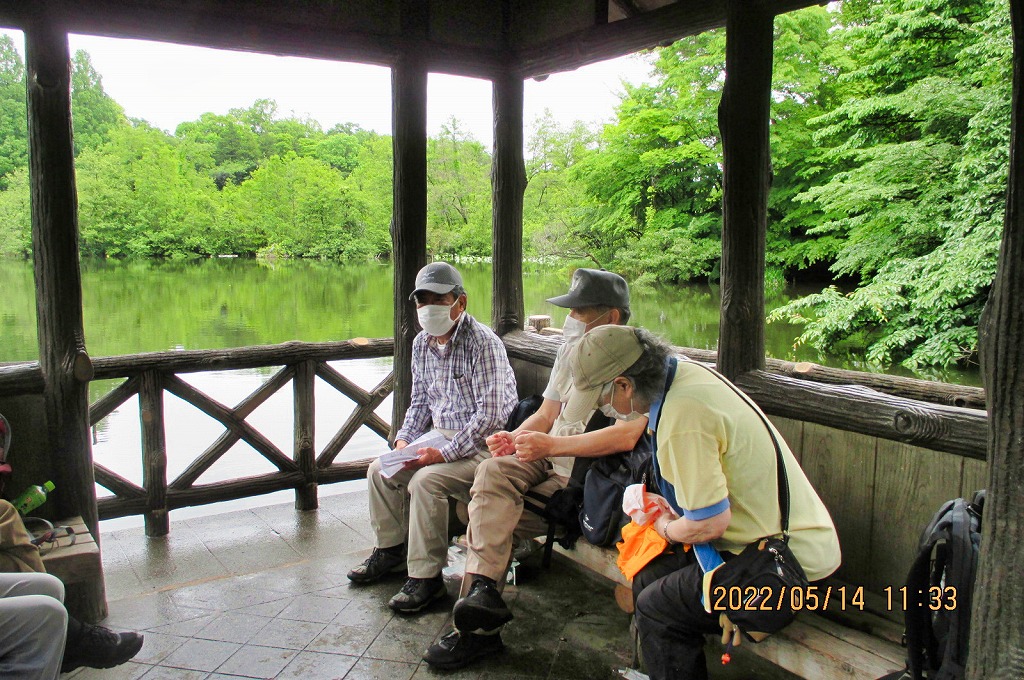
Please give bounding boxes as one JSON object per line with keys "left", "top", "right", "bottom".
{"left": 77, "top": 338, "right": 395, "bottom": 536}
{"left": 502, "top": 330, "right": 988, "bottom": 459}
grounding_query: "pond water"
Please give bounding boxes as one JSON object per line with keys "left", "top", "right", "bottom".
{"left": 0, "top": 258, "right": 979, "bottom": 528}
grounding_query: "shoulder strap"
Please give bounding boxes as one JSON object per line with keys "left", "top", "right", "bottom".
{"left": 692, "top": 363, "right": 792, "bottom": 535}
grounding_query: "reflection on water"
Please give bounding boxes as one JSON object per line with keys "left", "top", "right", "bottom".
{"left": 1, "top": 258, "right": 981, "bottom": 529}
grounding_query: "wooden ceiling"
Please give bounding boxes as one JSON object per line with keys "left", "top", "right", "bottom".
{"left": 0, "top": 0, "right": 824, "bottom": 80}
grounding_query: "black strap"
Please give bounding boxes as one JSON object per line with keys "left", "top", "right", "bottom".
{"left": 692, "top": 363, "right": 792, "bottom": 536}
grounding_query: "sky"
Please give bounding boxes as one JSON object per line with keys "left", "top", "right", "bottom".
{"left": 2, "top": 29, "right": 655, "bottom": 149}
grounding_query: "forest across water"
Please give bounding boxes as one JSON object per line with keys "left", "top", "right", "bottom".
{"left": 0, "top": 0, "right": 1011, "bottom": 375}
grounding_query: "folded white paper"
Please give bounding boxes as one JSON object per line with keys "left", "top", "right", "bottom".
{"left": 379, "top": 430, "right": 450, "bottom": 478}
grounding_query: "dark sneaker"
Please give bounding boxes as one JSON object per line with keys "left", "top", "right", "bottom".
{"left": 453, "top": 576, "right": 513, "bottom": 633}
{"left": 347, "top": 546, "right": 406, "bottom": 583}
{"left": 388, "top": 575, "right": 446, "bottom": 613}
{"left": 423, "top": 628, "right": 504, "bottom": 670}
{"left": 61, "top": 624, "right": 144, "bottom": 673}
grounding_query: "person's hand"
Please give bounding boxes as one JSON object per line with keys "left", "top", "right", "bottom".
{"left": 486, "top": 431, "right": 516, "bottom": 457}
{"left": 394, "top": 440, "right": 408, "bottom": 450}
{"left": 402, "top": 446, "right": 444, "bottom": 470}
{"left": 720, "top": 613, "right": 742, "bottom": 648}
{"left": 512, "top": 431, "right": 555, "bottom": 462}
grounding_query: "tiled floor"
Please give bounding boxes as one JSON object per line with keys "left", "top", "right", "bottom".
{"left": 62, "top": 490, "right": 638, "bottom": 680}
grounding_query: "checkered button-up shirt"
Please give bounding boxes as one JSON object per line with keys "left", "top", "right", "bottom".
{"left": 395, "top": 313, "right": 517, "bottom": 462}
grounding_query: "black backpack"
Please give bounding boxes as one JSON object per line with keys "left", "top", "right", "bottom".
{"left": 884, "top": 490, "right": 984, "bottom": 680}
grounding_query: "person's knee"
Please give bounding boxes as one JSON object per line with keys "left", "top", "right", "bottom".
{"left": 29, "top": 594, "right": 68, "bottom": 637}
{"left": 407, "top": 467, "right": 448, "bottom": 497}
{"left": 36, "top": 573, "right": 65, "bottom": 603}
{"left": 367, "top": 457, "right": 383, "bottom": 481}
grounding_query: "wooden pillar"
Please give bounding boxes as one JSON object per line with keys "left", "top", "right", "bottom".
{"left": 716, "top": 0, "right": 773, "bottom": 380}
{"left": 968, "top": 0, "right": 1024, "bottom": 676}
{"left": 25, "top": 15, "right": 106, "bottom": 620}
{"left": 389, "top": 58, "right": 428, "bottom": 435}
{"left": 140, "top": 371, "right": 168, "bottom": 536}
{"left": 294, "top": 360, "right": 317, "bottom": 510}
{"left": 491, "top": 71, "right": 527, "bottom": 335}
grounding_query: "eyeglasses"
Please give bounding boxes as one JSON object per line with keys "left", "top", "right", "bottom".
{"left": 31, "top": 525, "right": 76, "bottom": 554}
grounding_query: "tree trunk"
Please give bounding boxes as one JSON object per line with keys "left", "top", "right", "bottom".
{"left": 390, "top": 58, "right": 428, "bottom": 439}
{"left": 491, "top": 71, "right": 527, "bottom": 336}
{"left": 716, "top": 0, "right": 773, "bottom": 380}
{"left": 967, "top": 0, "right": 1024, "bottom": 677}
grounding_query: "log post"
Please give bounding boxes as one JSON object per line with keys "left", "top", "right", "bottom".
{"left": 294, "top": 359, "right": 317, "bottom": 510}
{"left": 716, "top": 0, "right": 773, "bottom": 380}
{"left": 390, "top": 57, "right": 428, "bottom": 437}
{"left": 139, "top": 371, "right": 168, "bottom": 537}
{"left": 967, "top": 0, "right": 1024, "bottom": 676}
{"left": 491, "top": 70, "right": 527, "bottom": 336}
{"left": 24, "top": 14, "right": 107, "bottom": 619}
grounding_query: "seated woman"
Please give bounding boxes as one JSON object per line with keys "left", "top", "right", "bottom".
{"left": 558, "top": 327, "right": 841, "bottom": 680}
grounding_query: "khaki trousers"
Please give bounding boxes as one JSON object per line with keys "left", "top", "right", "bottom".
{"left": 367, "top": 434, "right": 489, "bottom": 578}
{"left": 464, "top": 455, "right": 567, "bottom": 582}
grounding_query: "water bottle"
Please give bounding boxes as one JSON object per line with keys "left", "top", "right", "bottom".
{"left": 13, "top": 480, "right": 55, "bottom": 516}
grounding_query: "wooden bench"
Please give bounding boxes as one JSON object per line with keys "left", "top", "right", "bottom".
{"left": 39, "top": 516, "right": 101, "bottom": 586}
{"left": 544, "top": 539, "right": 907, "bottom": 679}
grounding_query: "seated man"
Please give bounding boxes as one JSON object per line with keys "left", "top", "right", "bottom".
{"left": 424, "top": 268, "right": 647, "bottom": 669}
{"left": 347, "top": 262, "right": 518, "bottom": 614}
{"left": 0, "top": 413, "right": 145, "bottom": 674}
{"left": 0, "top": 570, "right": 66, "bottom": 679}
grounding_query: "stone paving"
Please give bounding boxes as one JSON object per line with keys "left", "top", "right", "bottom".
{"left": 62, "top": 490, "right": 794, "bottom": 679}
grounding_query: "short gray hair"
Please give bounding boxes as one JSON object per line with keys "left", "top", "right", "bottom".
{"left": 621, "top": 328, "right": 673, "bottom": 406}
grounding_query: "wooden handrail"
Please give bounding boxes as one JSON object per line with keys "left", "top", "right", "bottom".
{"left": 500, "top": 330, "right": 988, "bottom": 458}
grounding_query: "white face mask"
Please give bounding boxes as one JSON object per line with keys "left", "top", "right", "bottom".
{"left": 561, "top": 315, "right": 587, "bottom": 342}
{"left": 562, "top": 310, "right": 610, "bottom": 343}
{"left": 598, "top": 382, "right": 644, "bottom": 422}
{"left": 417, "top": 301, "right": 460, "bottom": 337}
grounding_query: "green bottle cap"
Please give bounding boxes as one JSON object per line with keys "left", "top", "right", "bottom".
{"left": 43, "top": 480, "right": 55, "bottom": 492}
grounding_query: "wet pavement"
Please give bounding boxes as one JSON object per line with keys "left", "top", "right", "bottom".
{"left": 64, "top": 489, "right": 794, "bottom": 679}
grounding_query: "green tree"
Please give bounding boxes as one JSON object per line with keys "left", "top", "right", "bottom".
{"left": 770, "top": 0, "right": 1011, "bottom": 369}
{"left": 0, "top": 34, "right": 27, "bottom": 190}
{"left": 176, "top": 111, "right": 263, "bottom": 187}
{"left": 426, "top": 119, "right": 492, "bottom": 257}
{"left": 344, "top": 133, "right": 394, "bottom": 258}
{"left": 76, "top": 124, "right": 221, "bottom": 257}
{"left": 71, "top": 50, "right": 127, "bottom": 154}
{"left": 221, "top": 152, "right": 367, "bottom": 259}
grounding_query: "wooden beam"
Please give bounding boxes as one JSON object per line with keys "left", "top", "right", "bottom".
{"left": 716, "top": 0, "right": 773, "bottom": 379}
{"left": 0, "top": 0, "right": 507, "bottom": 80}
{"left": 24, "top": 14, "right": 104, "bottom": 618}
{"left": 734, "top": 371, "right": 987, "bottom": 461}
{"left": 968, "top": 0, "right": 1024, "bottom": 674}
{"left": 491, "top": 71, "right": 527, "bottom": 335}
{"left": 515, "top": 0, "right": 825, "bottom": 79}
{"left": 390, "top": 57, "right": 428, "bottom": 440}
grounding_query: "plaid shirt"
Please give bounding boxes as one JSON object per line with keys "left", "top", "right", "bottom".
{"left": 395, "top": 313, "right": 517, "bottom": 462}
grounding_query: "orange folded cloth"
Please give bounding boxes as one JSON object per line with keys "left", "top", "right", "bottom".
{"left": 616, "top": 521, "right": 669, "bottom": 580}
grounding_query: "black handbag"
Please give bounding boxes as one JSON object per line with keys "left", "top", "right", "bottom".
{"left": 694, "top": 364, "right": 810, "bottom": 642}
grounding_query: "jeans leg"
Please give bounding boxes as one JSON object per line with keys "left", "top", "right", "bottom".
{"left": 634, "top": 560, "right": 721, "bottom": 680}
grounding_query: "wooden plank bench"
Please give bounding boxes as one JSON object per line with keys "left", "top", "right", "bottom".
{"left": 39, "top": 516, "right": 101, "bottom": 585}
{"left": 544, "top": 539, "right": 907, "bottom": 679}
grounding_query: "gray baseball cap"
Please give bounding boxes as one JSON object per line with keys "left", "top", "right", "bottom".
{"left": 409, "top": 262, "right": 464, "bottom": 300}
{"left": 547, "top": 268, "right": 630, "bottom": 312}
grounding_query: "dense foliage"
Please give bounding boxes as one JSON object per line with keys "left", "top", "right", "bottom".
{"left": 0, "top": 0, "right": 1012, "bottom": 370}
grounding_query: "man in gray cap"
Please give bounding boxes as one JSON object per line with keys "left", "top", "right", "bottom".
{"left": 424, "top": 268, "right": 646, "bottom": 670}
{"left": 348, "top": 262, "right": 518, "bottom": 615}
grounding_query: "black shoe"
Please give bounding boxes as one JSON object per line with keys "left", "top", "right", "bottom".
{"left": 388, "top": 575, "right": 446, "bottom": 613}
{"left": 61, "top": 624, "right": 144, "bottom": 673}
{"left": 424, "top": 628, "right": 504, "bottom": 670}
{"left": 347, "top": 546, "right": 406, "bottom": 583}
{"left": 453, "top": 576, "right": 513, "bottom": 633}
